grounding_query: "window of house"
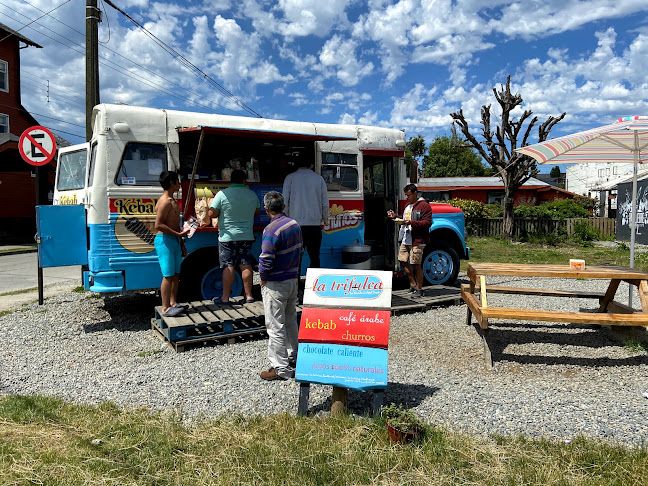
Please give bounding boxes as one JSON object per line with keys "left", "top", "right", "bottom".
{"left": 116, "top": 143, "right": 167, "bottom": 185}
{"left": 0, "top": 60, "right": 7, "bottom": 92}
{"left": 613, "top": 166, "right": 618, "bottom": 175}
{"left": 487, "top": 190, "right": 505, "bottom": 205}
{"left": 420, "top": 191, "right": 450, "bottom": 201}
{"left": 321, "top": 152, "right": 358, "bottom": 191}
{"left": 0, "top": 113, "right": 8, "bottom": 134}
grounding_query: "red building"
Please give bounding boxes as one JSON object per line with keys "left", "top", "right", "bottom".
{"left": 0, "top": 22, "right": 56, "bottom": 243}
{"left": 417, "top": 176, "right": 581, "bottom": 206}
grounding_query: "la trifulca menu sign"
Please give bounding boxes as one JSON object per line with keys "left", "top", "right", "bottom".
{"left": 295, "top": 269, "right": 392, "bottom": 392}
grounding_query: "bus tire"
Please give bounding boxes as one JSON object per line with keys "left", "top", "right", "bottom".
{"left": 179, "top": 248, "right": 243, "bottom": 302}
{"left": 421, "top": 242, "right": 459, "bottom": 286}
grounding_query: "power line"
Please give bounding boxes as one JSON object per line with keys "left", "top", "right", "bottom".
{"left": 103, "top": 0, "right": 263, "bottom": 118}
{"left": 4, "top": 9, "right": 249, "bottom": 116}
{"left": 0, "top": 0, "right": 72, "bottom": 43}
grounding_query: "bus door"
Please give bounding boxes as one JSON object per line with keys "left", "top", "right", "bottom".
{"left": 37, "top": 144, "right": 90, "bottom": 268}
{"left": 362, "top": 152, "right": 399, "bottom": 270}
{"left": 53, "top": 143, "right": 89, "bottom": 206}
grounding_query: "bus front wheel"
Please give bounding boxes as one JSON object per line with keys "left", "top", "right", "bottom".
{"left": 421, "top": 242, "right": 459, "bottom": 286}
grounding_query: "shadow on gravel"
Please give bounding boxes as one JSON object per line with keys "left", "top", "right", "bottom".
{"left": 83, "top": 293, "right": 159, "bottom": 333}
{"left": 481, "top": 321, "right": 648, "bottom": 367}
{"left": 307, "top": 382, "right": 439, "bottom": 417}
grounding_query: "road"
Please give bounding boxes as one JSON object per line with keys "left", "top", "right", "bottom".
{"left": 0, "top": 252, "right": 81, "bottom": 311}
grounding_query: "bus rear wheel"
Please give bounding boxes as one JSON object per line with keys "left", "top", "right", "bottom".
{"left": 422, "top": 242, "right": 459, "bottom": 286}
{"left": 179, "top": 248, "right": 243, "bottom": 302}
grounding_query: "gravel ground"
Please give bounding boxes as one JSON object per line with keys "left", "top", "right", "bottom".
{"left": 1, "top": 273, "right": 648, "bottom": 448}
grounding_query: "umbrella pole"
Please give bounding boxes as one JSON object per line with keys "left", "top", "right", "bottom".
{"left": 629, "top": 131, "right": 639, "bottom": 306}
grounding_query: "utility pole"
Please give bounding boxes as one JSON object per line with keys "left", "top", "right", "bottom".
{"left": 86, "top": 0, "right": 100, "bottom": 142}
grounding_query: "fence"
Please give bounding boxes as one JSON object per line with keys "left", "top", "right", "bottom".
{"left": 468, "top": 218, "right": 616, "bottom": 238}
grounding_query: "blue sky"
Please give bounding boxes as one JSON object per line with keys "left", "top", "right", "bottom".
{"left": 3, "top": 0, "right": 648, "bottom": 173}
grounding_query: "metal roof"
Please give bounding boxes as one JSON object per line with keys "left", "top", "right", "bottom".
{"left": 0, "top": 22, "right": 43, "bottom": 48}
{"left": 417, "top": 176, "right": 550, "bottom": 189}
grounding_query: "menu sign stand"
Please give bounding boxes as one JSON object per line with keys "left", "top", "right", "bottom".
{"left": 295, "top": 269, "right": 392, "bottom": 417}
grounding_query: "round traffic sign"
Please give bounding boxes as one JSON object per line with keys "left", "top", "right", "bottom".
{"left": 18, "top": 125, "right": 57, "bottom": 166}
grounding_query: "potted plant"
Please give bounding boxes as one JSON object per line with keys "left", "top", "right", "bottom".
{"left": 382, "top": 403, "right": 424, "bottom": 444}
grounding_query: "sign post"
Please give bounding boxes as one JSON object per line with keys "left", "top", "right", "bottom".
{"left": 19, "top": 126, "right": 57, "bottom": 305}
{"left": 295, "top": 269, "right": 392, "bottom": 416}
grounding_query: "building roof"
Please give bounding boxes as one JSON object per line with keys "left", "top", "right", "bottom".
{"left": 417, "top": 176, "right": 550, "bottom": 189}
{"left": 0, "top": 22, "right": 43, "bottom": 48}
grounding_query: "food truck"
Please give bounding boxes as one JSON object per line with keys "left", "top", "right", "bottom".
{"left": 46, "top": 104, "right": 469, "bottom": 301}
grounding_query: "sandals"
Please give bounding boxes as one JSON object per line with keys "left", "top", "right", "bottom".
{"left": 212, "top": 296, "right": 232, "bottom": 305}
{"left": 162, "top": 306, "right": 185, "bottom": 317}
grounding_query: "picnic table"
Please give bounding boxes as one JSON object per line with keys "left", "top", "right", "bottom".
{"left": 461, "top": 262, "right": 648, "bottom": 369}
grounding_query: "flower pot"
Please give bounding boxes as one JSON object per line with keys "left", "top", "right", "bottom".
{"left": 386, "top": 420, "right": 421, "bottom": 444}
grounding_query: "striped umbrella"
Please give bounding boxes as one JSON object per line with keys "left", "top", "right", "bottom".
{"left": 517, "top": 116, "right": 648, "bottom": 276}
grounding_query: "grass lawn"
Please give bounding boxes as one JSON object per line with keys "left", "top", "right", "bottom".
{"left": 2, "top": 238, "right": 648, "bottom": 484}
{"left": 462, "top": 237, "right": 648, "bottom": 272}
{"left": 1, "top": 395, "right": 647, "bottom": 485}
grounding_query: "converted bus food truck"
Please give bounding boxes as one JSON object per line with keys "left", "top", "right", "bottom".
{"left": 48, "top": 104, "right": 469, "bottom": 301}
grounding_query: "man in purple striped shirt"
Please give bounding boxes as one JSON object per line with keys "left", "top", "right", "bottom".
{"left": 259, "top": 191, "right": 303, "bottom": 381}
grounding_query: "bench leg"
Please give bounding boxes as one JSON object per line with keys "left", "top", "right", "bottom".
{"left": 476, "top": 326, "right": 493, "bottom": 371}
{"left": 466, "top": 306, "right": 472, "bottom": 326}
{"left": 372, "top": 390, "right": 384, "bottom": 417}
{"left": 298, "top": 383, "right": 310, "bottom": 416}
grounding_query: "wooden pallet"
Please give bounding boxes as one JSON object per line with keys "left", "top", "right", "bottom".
{"left": 390, "top": 285, "right": 462, "bottom": 314}
{"left": 152, "top": 286, "right": 461, "bottom": 351}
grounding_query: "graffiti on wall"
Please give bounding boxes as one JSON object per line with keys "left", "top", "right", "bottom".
{"left": 618, "top": 186, "right": 648, "bottom": 234}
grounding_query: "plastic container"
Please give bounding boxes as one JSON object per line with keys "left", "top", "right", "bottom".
{"left": 341, "top": 240, "right": 372, "bottom": 270}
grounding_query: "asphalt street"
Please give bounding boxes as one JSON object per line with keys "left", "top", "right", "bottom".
{"left": 0, "top": 252, "right": 82, "bottom": 311}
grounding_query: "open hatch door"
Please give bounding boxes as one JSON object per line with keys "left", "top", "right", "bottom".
{"left": 36, "top": 205, "right": 88, "bottom": 267}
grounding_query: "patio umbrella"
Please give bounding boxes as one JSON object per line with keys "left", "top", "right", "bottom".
{"left": 517, "top": 116, "right": 648, "bottom": 305}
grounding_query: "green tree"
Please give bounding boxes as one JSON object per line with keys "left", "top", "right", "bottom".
{"left": 423, "top": 134, "right": 488, "bottom": 177}
{"left": 550, "top": 165, "right": 561, "bottom": 178}
{"left": 451, "top": 75, "right": 566, "bottom": 240}
{"left": 405, "top": 134, "right": 426, "bottom": 168}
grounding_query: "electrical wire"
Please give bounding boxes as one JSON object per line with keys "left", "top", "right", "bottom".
{"left": 0, "top": 0, "right": 72, "bottom": 43}
{"left": 103, "top": 0, "right": 262, "bottom": 118}
{"left": 3, "top": 8, "right": 250, "bottom": 116}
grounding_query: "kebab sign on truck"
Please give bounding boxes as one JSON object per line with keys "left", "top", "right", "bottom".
{"left": 295, "top": 269, "right": 392, "bottom": 391}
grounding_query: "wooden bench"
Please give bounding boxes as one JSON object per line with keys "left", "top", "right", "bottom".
{"left": 462, "top": 263, "right": 648, "bottom": 369}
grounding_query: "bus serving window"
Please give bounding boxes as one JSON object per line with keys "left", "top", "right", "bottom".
{"left": 57, "top": 148, "right": 88, "bottom": 191}
{"left": 321, "top": 152, "right": 358, "bottom": 191}
{"left": 116, "top": 143, "right": 167, "bottom": 185}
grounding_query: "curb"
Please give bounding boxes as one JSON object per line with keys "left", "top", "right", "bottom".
{"left": 0, "top": 249, "right": 38, "bottom": 257}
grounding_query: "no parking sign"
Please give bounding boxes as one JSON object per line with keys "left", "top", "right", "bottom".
{"left": 19, "top": 125, "right": 57, "bottom": 166}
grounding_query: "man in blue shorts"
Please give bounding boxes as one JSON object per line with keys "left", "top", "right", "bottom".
{"left": 209, "top": 170, "right": 260, "bottom": 304}
{"left": 155, "top": 171, "right": 189, "bottom": 317}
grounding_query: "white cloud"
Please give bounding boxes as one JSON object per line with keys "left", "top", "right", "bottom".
{"left": 319, "top": 35, "right": 374, "bottom": 86}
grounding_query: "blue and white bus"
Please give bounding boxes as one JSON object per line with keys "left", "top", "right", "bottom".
{"left": 44, "top": 104, "right": 469, "bottom": 301}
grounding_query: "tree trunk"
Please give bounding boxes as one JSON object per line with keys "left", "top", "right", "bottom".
{"left": 502, "top": 187, "right": 516, "bottom": 240}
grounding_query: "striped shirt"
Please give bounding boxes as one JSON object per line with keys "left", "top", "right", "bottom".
{"left": 259, "top": 214, "right": 302, "bottom": 282}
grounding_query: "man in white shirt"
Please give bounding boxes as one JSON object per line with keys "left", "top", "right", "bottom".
{"left": 282, "top": 159, "right": 329, "bottom": 269}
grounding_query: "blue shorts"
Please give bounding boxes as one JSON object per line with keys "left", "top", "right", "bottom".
{"left": 219, "top": 240, "right": 253, "bottom": 268}
{"left": 154, "top": 233, "right": 182, "bottom": 277}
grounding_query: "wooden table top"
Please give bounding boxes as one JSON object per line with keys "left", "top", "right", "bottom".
{"left": 467, "top": 263, "right": 648, "bottom": 280}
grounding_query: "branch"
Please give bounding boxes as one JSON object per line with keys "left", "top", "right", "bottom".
{"left": 449, "top": 109, "right": 492, "bottom": 164}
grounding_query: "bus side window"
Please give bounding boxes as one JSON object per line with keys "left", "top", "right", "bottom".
{"left": 116, "top": 143, "right": 168, "bottom": 185}
{"left": 87, "top": 142, "right": 97, "bottom": 187}
{"left": 321, "top": 152, "right": 358, "bottom": 191}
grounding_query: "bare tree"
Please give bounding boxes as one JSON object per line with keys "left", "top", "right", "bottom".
{"left": 450, "top": 75, "right": 566, "bottom": 239}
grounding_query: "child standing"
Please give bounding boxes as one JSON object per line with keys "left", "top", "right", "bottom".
{"left": 154, "top": 171, "right": 189, "bottom": 317}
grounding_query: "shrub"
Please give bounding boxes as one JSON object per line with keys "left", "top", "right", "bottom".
{"left": 513, "top": 198, "right": 590, "bottom": 219}
{"left": 443, "top": 199, "right": 486, "bottom": 219}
